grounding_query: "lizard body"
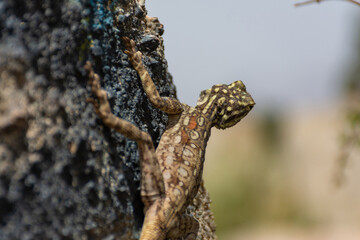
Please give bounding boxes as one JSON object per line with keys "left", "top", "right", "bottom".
{"left": 85, "top": 37, "right": 255, "bottom": 239}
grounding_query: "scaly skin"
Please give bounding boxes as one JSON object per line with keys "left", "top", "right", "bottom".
{"left": 85, "top": 37, "right": 255, "bottom": 240}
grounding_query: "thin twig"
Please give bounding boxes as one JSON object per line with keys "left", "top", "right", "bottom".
{"left": 346, "top": 0, "right": 360, "bottom": 6}
{"left": 295, "top": 0, "right": 321, "bottom": 7}
{"left": 295, "top": 0, "right": 360, "bottom": 7}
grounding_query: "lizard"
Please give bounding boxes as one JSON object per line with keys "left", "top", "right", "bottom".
{"left": 84, "top": 37, "right": 255, "bottom": 240}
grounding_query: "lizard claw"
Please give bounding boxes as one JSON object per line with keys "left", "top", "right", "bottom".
{"left": 84, "top": 61, "right": 95, "bottom": 84}
{"left": 86, "top": 97, "right": 100, "bottom": 109}
{"left": 122, "top": 37, "right": 136, "bottom": 54}
{"left": 84, "top": 61, "right": 92, "bottom": 78}
{"left": 122, "top": 37, "right": 143, "bottom": 66}
{"left": 86, "top": 97, "right": 95, "bottom": 104}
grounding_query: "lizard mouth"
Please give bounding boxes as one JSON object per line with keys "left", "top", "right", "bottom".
{"left": 216, "top": 106, "right": 253, "bottom": 129}
{"left": 229, "top": 109, "right": 251, "bottom": 123}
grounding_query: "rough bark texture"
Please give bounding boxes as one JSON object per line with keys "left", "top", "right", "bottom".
{"left": 0, "top": 0, "right": 216, "bottom": 239}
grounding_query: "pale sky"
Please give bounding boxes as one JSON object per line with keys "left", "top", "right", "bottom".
{"left": 146, "top": 0, "right": 359, "bottom": 110}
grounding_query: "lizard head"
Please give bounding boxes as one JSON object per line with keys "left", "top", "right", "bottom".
{"left": 196, "top": 80, "right": 255, "bottom": 129}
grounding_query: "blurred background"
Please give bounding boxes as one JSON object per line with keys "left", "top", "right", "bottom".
{"left": 147, "top": 1, "right": 360, "bottom": 239}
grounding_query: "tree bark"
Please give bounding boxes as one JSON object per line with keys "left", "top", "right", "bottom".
{"left": 0, "top": 0, "right": 216, "bottom": 239}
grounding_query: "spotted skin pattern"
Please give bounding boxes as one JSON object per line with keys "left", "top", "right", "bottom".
{"left": 85, "top": 37, "right": 255, "bottom": 240}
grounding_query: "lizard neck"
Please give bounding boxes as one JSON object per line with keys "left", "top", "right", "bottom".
{"left": 195, "top": 90, "right": 220, "bottom": 128}
{"left": 203, "top": 107, "right": 217, "bottom": 145}
{"left": 165, "top": 104, "right": 216, "bottom": 150}
{"left": 191, "top": 105, "right": 218, "bottom": 152}
{"left": 195, "top": 103, "right": 219, "bottom": 130}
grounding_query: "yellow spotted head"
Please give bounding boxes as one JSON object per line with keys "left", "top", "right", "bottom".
{"left": 196, "top": 80, "right": 255, "bottom": 129}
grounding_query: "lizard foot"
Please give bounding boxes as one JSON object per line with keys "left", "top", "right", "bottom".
{"left": 84, "top": 61, "right": 112, "bottom": 118}
{"left": 122, "top": 37, "right": 143, "bottom": 68}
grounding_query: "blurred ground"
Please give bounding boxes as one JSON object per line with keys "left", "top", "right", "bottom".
{"left": 203, "top": 103, "right": 360, "bottom": 239}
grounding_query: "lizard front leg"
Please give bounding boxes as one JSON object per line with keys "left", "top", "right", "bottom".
{"left": 122, "top": 37, "right": 184, "bottom": 114}
{"left": 84, "top": 62, "right": 167, "bottom": 235}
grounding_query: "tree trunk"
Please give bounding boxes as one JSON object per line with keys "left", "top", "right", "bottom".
{"left": 0, "top": 0, "right": 216, "bottom": 239}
